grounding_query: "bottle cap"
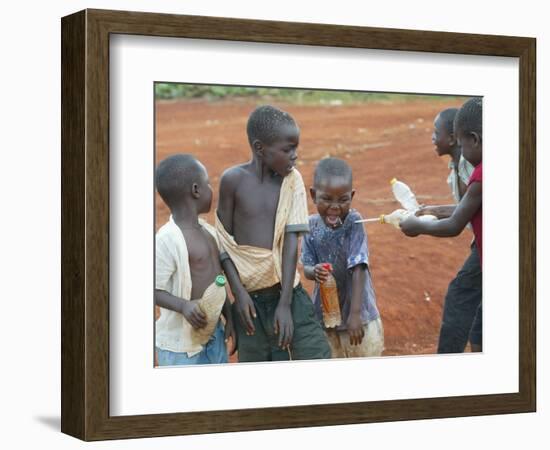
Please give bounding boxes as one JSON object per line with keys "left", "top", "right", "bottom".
{"left": 379, "top": 214, "right": 385, "bottom": 224}
{"left": 322, "top": 263, "right": 333, "bottom": 272}
{"left": 390, "top": 178, "right": 397, "bottom": 185}
{"left": 215, "top": 274, "right": 226, "bottom": 287}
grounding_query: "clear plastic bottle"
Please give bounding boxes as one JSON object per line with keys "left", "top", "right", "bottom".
{"left": 191, "top": 274, "right": 227, "bottom": 346}
{"left": 319, "top": 263, "right": 342, "bottom": 328}
{"left": 379, "top": 208, "right": 438, "bottom": 229}
{"left": 390, "top": 178, "right": 420, "bottom": 212}
{"left": 379, "top": 209, "right": 410, "bottom": 229}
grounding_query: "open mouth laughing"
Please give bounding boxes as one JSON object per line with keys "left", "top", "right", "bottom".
{"left": 325, "top": 215, "right": 343, "bottom": 228}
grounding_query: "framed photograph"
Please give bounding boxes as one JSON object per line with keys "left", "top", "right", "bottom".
{"left": 61, "top": 9, "right": 536, "bottom": 441}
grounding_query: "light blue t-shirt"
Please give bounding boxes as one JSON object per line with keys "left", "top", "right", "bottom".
{"left": 301, "top": 209, "right": 380, "bottom": 331}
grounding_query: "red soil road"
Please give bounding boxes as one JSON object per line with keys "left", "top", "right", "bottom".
{"left": 155, "top": 98, "right": 473, "bottom": 356}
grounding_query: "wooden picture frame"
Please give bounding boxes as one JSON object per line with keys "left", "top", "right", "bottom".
{"left": 61, "top": 9, "right": 536, "bottom": 441}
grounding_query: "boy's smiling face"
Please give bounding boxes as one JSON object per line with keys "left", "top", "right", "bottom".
{"left": 259, "top": 123, "right": 300, "bottom": 177}
{"left": 310, "top": 176, "right": 355, "bottom": 229}
{"left": 432, "top": 114, "right": 455, "bottom": 156}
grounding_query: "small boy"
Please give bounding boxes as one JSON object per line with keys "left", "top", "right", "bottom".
{"left": 155, "top": 154, "right": 235, "bottom": 365}
{"left": 301, "top": 158, "right": 384, "bottom": 358}
{"left": 417, "top": 107, "right": 482, "bottom": 353}
{"left": 400, "top": 97, "right": 483, "bottom": 264}
{"left": 216, "top": 105, "right": 331, "bottom": 362}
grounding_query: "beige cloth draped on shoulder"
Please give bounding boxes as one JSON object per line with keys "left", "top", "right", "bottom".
{"left": 155, "top": 217, "right": 226, "bottom": 356}
{"left": 215, "top": 168, "right": 310, "bottom": 292}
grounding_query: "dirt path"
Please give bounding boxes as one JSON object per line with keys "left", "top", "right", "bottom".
{"left": 155, "top": 98, "right": 472, "bottom": 356}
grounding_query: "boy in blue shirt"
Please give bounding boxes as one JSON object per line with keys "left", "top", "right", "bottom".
{"left": 301, "top": 158, "right": 384, "bottom": 358}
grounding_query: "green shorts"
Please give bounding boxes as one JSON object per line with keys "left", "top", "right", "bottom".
{"left": 234, "top": 284, "right": 331, "bottom": 362}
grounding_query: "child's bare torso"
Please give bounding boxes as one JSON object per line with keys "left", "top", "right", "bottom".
{"left": 228, "top": 165, "right": 283, "bottom": 250}
{"left": 178, "top": 225, "right": 222, "bottom": 299}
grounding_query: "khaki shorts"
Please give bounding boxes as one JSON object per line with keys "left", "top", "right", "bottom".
{"left": 326, "top": 318, "right": 384, "bottom": 358}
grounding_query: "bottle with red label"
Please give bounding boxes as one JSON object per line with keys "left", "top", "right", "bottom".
{"left": 319, "top": 263, "right": 342, "bottom": 328}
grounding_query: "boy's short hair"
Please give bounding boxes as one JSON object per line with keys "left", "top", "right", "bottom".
{"left": 155, "top": 154, "right": 202, "bottom": 208}
{"left": 246, "top": 105, "right": 297, "bottom": 146}
{"left": 454, "top": 98, "right": 483, "bottom": 137}
{"left": 313, "top": 157, "right": 353, "bottom": 187}
{"left": 438, "top": 108, "right": 458, "bottom": 135}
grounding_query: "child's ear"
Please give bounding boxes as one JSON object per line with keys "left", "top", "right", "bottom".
{"left": 471, "top": 131, "right": 482, "bottom": 147}
{"left": 191, "top": 182, "right": 200, "bottom": 199}
{"left": 448, "top": 132, "right": 456, "bottom": 146}
{"left": 252, "top": 139, "right": 263, "bottom": 156}
{"left": 309, "top": 187, "right": 317, "bottom": 203}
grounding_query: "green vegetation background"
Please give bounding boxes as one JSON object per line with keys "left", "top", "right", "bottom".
{"left": 155, "top": 83, "right": 465, "bottom": 104}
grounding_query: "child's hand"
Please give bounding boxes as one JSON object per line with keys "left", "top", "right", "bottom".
{"left": 346, "top": 313, "right": 365, "bottom": 346}
{"left": 274, "top": 303, "right": 294, "bottom": 350}
{"left": 224, "top": 313, "right": 238, "bottom": 356}
{"left": 313, "top": 263, "right": 330, "bottom": 283}
{"left": 234, "top": 290, "right": 257, "bottom": 335}
{"left": 181, "top": 300, "right": 207, "bottom": 329}
{"left": 399, "top": 215, "right": 422, "bottom": 237}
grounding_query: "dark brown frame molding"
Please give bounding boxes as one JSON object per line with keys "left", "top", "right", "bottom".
{"left": 61, "top": 9, "right": 536, "bottom": 441}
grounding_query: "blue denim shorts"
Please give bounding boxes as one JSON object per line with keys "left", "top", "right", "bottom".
{"left": 156, "top": 321, "right": 228, "bottom": 366}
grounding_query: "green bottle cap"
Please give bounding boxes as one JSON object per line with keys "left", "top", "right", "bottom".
{"left": 215, "top": 274, "right": 226, "bottom": 287}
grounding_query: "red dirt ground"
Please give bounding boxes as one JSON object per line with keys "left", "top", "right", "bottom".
{"left": 155, "top": 98, "right": 473, "bottom": 357}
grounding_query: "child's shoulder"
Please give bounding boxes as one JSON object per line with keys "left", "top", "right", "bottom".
{"left": 156, "top": 218, "right": 178, "bottom": 249}
{"left": 346, "top": 209, "right": 363, "bottom": 224}
{"left": 156, "top": 218, "right": 173, "bottom": 237}
{"left": 343, "top": 210, "right": 366, "bottom": 237}
{"left": 218, "top": 163, "right": 249, "bottom": 191}
{"left": 220, "top": 163, "right": 251, "bottom": 182}
{"left": 307, "top": 213, "right": 322, "bottom": 228}
{"left": 290, "top": 167, "right": 305, "bottom": 181}
{"left": 468, "top": 163, "right": 483, "bottom": 185}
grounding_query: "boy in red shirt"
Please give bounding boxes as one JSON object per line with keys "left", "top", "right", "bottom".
{"left": 400, "top": 97, "right": 482, "bottom": 263}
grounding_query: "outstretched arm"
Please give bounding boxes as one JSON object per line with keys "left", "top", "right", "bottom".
{"left": 400, "top": 182, "right": 482, "bottom": 237}
{"left": 416, "top": 204, "right": 457, "bottom": 219}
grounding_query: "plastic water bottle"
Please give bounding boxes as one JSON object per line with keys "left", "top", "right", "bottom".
{"left": 379, "top": 209, "right": 409, "bottom": 229}
{"left": 319, "top": 263, "right": 342, "bottom": 328}
{"left": 391, "top": 178, "right": 420, "bottom": 212}
{"left": 379, "top": 209, "right": 438, "bottom": 229}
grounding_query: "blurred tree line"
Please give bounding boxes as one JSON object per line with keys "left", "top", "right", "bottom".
{"left": 155, "top": 83, "right": 463, "bottom": 104}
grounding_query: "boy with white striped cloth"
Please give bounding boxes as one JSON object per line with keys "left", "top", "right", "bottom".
{"left": 216, "top": 105, "right": 331, "bottom": 362}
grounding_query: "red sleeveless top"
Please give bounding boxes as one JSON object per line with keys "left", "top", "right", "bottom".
{"left": 468, "top": 163, "right": 482, "bottom": 265}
